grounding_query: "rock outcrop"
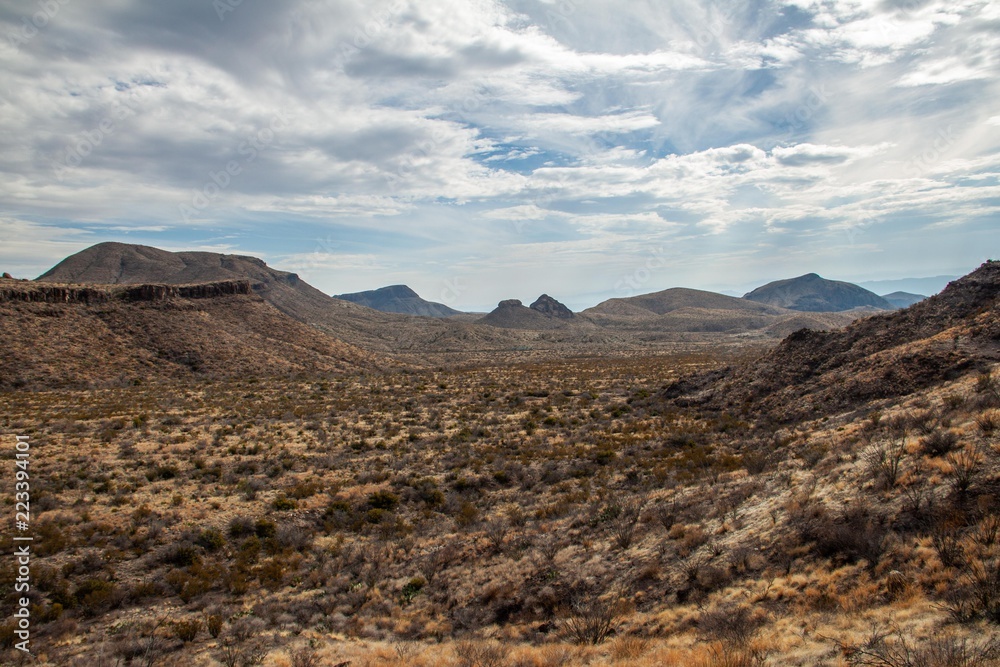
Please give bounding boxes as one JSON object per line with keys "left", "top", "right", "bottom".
{"left": 529, "top": 294, "right": 574, "bottom": 319}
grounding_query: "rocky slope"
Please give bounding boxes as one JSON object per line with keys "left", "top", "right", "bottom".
{"left": 0, "top": 277, "right": 386, "bottom": 390}
{"left": 665, "top": 261, "right": 1000, "bottom": 421}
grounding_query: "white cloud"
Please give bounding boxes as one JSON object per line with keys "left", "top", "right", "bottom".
{"left": 0, "top": 0, "right": 997, "bottom": 301}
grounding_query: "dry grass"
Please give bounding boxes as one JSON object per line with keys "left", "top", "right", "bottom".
{"left": 2, "top": 356, "right": 1000, "bottom": 665}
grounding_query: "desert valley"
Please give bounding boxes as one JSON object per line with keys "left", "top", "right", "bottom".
{"left": 1, "top": 243, "right": 998, "bottom": 666}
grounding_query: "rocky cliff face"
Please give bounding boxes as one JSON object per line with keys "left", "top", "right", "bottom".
{"left": 0, "top": 279, "right": 253, "bottom": 304}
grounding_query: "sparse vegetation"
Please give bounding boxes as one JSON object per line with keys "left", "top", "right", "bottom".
{"left": 4, "top": 261, "right": 1000, "bottom": 664}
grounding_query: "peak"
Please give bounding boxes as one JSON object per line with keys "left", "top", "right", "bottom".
{"left": 529, "top": 294, "right": 574, "bottom": 319}
{"left": 498, "top": 299, "right": 523, "bottom": 308}
{"left": 375, "top": 285, "right": 419, "bottom": 298}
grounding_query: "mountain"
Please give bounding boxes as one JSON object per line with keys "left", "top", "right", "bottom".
{"left": 334, "top": 284, "right": 461, "bottom": 317}
{"left": 858, "top": 275, "right": 958, "bottom": 296}
{"left": 582, "top": 287, "right": 859, "bottom": 336}
{"left": 34, "top": 243, "right": 878, "bottom": 365}
{"left": 665, "top": 261, "right": 1000, "bottom": 422}
{"left": 529, "top": 294, "right": 574, "bottom": 319}
{"left": 0, "top": 276, "right": 385, "bottom": 390}
{"left": 743, "top": 273, "right": 893, "bottom": 312}
{"left": 479, "top": 298, "right": 568, "bottom": 330}
{"left": 881, "top": 291, "right": 927, "bottom": 309}
{"left": 588, "top": 288, "right": 789, "bottom": 318}
{"left": 35, "top": 243, "right": 547, "bottom": 361}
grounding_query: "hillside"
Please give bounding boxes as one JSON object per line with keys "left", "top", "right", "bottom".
{"left": 35, "top": 243, "right": 592, "bottom": 361}
{"left": 6, "top": 274, "right": 1000, "bottom": 665}
{"left": 666, "top": 261, "right": 1000, "bottom": 421}
{"left": 334, "top": 284, "right": 461, "bottom": 318}
{"left": 743, "top": 273, "right": 893, "bottom": 312}
{"left": 0, "top": 277, "right": 386, "bottom": 390}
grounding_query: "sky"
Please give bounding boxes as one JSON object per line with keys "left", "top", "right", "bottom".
{"left": 0, "top": 0, "right": 998, "bottom": 311}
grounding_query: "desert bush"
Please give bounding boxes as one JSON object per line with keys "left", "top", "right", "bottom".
{"left": 455, "top": 639, "right": 510, "bottom": 667}
{"left": 800, "top": 502, "right": 891, "bottom": 566}
{"left": 368, "top": 489, "right": 400, "bottom": 511}
{"left": 108, "top": 619, "right": 169, "bottom": 667}
{"left": 946, "top": 448, "right": 984, "bottom": 497}
{"left": 290, "top": 646, "right": 321, "bottom": 667}
{"left": 563, "top": 588, "right": 629, "bottom": 645}
{"left": 205, "top": 613, "right": 224, "bottom": 638}
{"left": 172, "top": 618, "right": 200, "bottom": 642}
{"left": 217, "top": 617, "right": 269, "bottom": 667}
{"left": 485, "top": 519, "right": 509, "bottom": 553}
{"left": 271, "top": 494, "right": 297, "bottom": 510}
{"left": 921, "top": 429, "right": 959, "bottom": 457}
{"left": 698, "top": 604, "right": 766, "bottom": 647}
{"left": 195, "top": 528, "right": 226, "bottom": 552}
{"left": 976, "top": 410, "right": 999, "bottom": 436}
{"left": 160, "top": 543, "right": 200, "bottom": 568}
{"left": 609, "top": 496, "right": 645, "bottom": 550}
{"left": 837, "top": 625, "right": 1000, "bottom": 666}
{"left": 400, "top": 576, "right": 425, "bottom": 606}
{"left": 866, "top": 437, "right": 907, "bottom": 489}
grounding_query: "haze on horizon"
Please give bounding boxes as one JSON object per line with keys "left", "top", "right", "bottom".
{"left": 1, "top": 0, "right": 998, "bottom": 311}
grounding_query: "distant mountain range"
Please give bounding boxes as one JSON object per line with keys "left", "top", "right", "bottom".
{"left": 881, "top": 291, "right": 927, "bottom": 309}
{"left": 21, "top": 241, "right": 946, "bottom": 385}
{"left": 334, "top": 284, "right": 460, "bottom": 318}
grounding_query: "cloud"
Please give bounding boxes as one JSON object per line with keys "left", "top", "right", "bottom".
{"left": 0, "top": 0, "right": 997, "bottom": 306}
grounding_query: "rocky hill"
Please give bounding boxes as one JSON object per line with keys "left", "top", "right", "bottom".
{"left": 334, "top": 284, "right": 461, "bottom": 318}
{"left": 0, "top": 277, "right": 386, "bottom": 390}
{"left": 479, "top": 298, "right": 571, "bottom": 330}
{"left": 583, "top": 287, "right": 858, "bottom": 336}
{"left": 665, "top": 261, "right": 1000, "bottom": 421}
{"left": 529, "top": 294, "right": 574, "bottom": 319}
{"left": 743, "top": 273, "right": 893, "bottom": 312}
{"left": 35, "top": 243, "right": 572, "bottom": 361}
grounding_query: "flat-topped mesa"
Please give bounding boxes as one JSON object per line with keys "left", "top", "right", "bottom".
{"left": 497, "top": 299, "right": 523, "bottom": 308}
{"left": 0, "top": 279, "right": 253, "bottom": 304}
{"left": 530, "top": 294, "right": 574, "bottom": 319}
{"left": 122, "top": 280, "right": 254, "bottom": 301}
{"left": 0, "top": 283, "right": 111, "bottom": 304}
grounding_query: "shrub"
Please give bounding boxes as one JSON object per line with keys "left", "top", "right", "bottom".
{"left": 800, "top": 503, "right": 890, "bottom": 567}
{"left": 368, "top": 490, "right": 400, "bottom": 511}
{"left": 837, "top": 625, "right": 1000, "bottom": 667}
{"left": 173, "top": 618, "right": 200, "bottom": 642}
{"left": 400, "top": 576, "right": 426, "bottom": 606}
{"left": 455, "top": 639, "right": 510, "bottom": 667}
{"left": 610, "top": 497, "right": 645, "bottom": 550}
{"left": 161, "top": 543, "right": 200, "bottom": 568}
{"left": 271, "top": 494, "right": 297, "bottom": 511}
{"left": 865, "top": 437, "right": 907, "bottom": 489}
{"left": 195, "top": 528, "right": 226, "bottom": 552}
{"left": 205, "top": 613, "right": 224, "bottom": 638}
{"left": 229, "top": 516, "right": 256, "bottom": 538}
{"left": 920, "top": 429, "right": 959, "bottom": 457}
{"left": 563, "top": 588, "right": 629, "bottom": 645}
